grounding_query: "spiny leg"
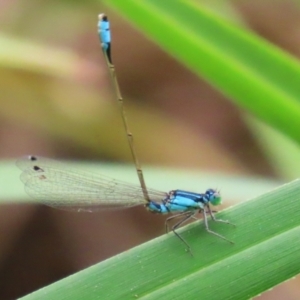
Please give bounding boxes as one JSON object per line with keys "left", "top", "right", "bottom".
{"left": 207, "top": 205, "right": 235, "bottom": 227}
{"left": 190, "top": 209, "right": 217, "bottom": 222}
{"left": 165, "top": 211, "right": 192, "bottom": 234}
{"left": 170, "top": 212, "right": 197, "bottom": 255}
{"left": 203, "top": 208, "right": 234, "bottom": 244}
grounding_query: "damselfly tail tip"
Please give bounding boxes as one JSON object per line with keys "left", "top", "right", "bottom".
{"left": 98, "top": 13, "right": 107, "bottom": 21}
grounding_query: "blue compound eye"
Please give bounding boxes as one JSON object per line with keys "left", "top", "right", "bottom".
{"left": 207, "top": 189, "right": 222, "bottom": 206}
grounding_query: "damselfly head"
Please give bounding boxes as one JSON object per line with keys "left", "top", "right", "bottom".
{"left": 206, "top": 188, "right": 221, "bottom": 206}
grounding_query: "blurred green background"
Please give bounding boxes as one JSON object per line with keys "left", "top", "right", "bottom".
{"left": 1, "top": 0, "right": 300, "bottom": 299}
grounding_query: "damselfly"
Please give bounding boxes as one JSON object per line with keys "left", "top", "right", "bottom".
{"left": 17, "top": 14, "right": 234, "bottom": 255}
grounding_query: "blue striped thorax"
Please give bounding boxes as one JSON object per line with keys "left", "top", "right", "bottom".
{"left": 146, "top": 188, "right": 221, "bottom": 214}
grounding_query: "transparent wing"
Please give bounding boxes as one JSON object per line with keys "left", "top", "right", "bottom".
{"left": 16, "top": 155, "right": 167, "bottom": 212}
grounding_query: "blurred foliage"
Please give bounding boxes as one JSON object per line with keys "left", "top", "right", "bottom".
{"left": 2, "top": 0, "right": 300, "bottom": 299}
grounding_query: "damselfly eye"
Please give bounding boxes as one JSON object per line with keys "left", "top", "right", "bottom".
{"left": 206, "top": 189, "right": 221, "bottom": 206}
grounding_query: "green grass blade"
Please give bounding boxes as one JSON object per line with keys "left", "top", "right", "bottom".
{"left": 105, "top": 0, "right": 300, "bottom": 145}
{"left": 246, "top": 117, "right": 300, "bottom": 180}
{"left": 18, "top": 179, "right": 300, "bottom": 299}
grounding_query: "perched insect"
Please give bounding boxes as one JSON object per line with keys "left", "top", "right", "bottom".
{"left": 17, "top": 14, "right": 234, "bottom": 255}
{"left": 17, "top": 155, "right": 233, "bottom": 254}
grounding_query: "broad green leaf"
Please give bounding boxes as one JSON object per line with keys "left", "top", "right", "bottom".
{"left": 105, "top": 0, "right": 300, "bottom": 146}
{"left": 18, "top": 179, "right": 300, "bottom": 300}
